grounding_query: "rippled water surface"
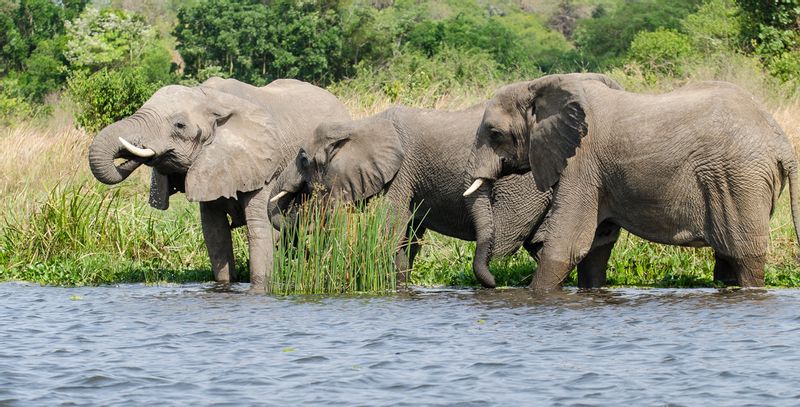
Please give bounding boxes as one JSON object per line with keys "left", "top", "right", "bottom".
{"left": 1, "top": 283, "right": 799, "bottom": 406}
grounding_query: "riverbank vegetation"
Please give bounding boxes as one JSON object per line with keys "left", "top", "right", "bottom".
{"left": 1, "top": 0, "right": 799, "bottom": 290}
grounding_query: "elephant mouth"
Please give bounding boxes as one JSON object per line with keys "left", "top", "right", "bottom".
{"left": 111, "top": 137, "right": 159, "bottom": 174}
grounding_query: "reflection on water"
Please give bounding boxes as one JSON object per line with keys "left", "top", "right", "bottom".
{"left": 1, "top": 283, "right": 798, "bottom": 406}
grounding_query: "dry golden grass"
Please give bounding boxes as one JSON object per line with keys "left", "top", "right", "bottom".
{"left": 0, "top": 124, "right": 89, "bottom": 193}
{"left": 0, "top": 124, "right": 92, "bottom": 216}
{"left": 773, "top": 98, "right": 800, "bottom": 149}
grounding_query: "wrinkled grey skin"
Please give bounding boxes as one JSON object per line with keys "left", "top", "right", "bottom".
{"left": 271, "top": 104, "right": 551, "bottom": 287}
{"left": 468, "top": 73, "right": 800, "bottom": 292}
{"left": 88, "top": 77, "right": 350, "bottom": 291}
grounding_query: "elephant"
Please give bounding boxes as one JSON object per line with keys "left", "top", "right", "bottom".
{"left": 87, "top": 77, "right": 351, "bottom": 291}
{"left": 465, "top": 73, "right": 800, "bottom": 292}
{"left": 270, "top": 104, "right": 552, "bottom": 288}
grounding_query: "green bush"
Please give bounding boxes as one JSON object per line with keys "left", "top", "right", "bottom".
{"left": 574, "top": 0, "right": 701, "bottom": 68}
{"left": 332, "top": 46, "right": 508, "bottom": 107}
{"left": 628, "top": 28, "right": 696, "bottom": 77}
{"left": 67, "top": 68, "right": 159, "bottom": 132}
{"left": 0, "top": 93, "right": 36, "bottom": 127}
{"left": 15, "top": 36, "right": 69, "bottom": 102}
{"left": 736, "top": 0, "right": 800, "bottom": 83}
{"left": 682, "top": 0, "right": 743, "bottom": 54}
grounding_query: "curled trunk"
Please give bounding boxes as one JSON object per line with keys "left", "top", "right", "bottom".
{"left": 88, "top": 120, "right": 147, "bottom": 185}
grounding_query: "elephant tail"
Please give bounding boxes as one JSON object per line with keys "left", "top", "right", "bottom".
{"left": 782, "top": 155, "right": 800, "bottom": 255}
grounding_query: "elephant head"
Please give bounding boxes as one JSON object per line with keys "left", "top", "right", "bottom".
{"left": 88, "top": 80, "right": 280, "bottom": 209}
{"left": 465, "top": 73, "right": 623, "bottom": 196}
{"left": 271, "top": 117, "right": 404, "bottom": 203}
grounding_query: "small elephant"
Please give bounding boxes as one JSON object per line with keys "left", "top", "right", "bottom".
{"left": 271, "top": 104, "right": 551, "bottom": 287}
{"left": 88, "top": 77, "right": 350, "bottom": 290}
{"left": 466, "top": 73, "right": 800, "bottom": 292}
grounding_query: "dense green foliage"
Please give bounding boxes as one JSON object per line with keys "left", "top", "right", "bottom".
{"left": 1, "top": 1, "right": 172, "bottom": 124}
{"left": 67, "top": 68, "right": 161, "bottom": 132}
{"left": 2, "top": 0, "right": 798, "bottom": 123}
{"left": 174, "top": 0, "right": 344, "bottom": 85}
{"left": 737, "top": 0, "right": 800, "bottom": 83}
{"left": 573, "top": 0, "right": 701, "bottom": 67}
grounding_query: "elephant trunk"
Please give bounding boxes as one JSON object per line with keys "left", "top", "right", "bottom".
{"left": 88, "top": 120, "right": 148, "bottom": 185}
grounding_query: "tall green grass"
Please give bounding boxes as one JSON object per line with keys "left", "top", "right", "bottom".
{"left": 271, "top": 195, "right": 408, "bottom": 294}
{"left": 0, "top": 182, "right": 247, "bottom": 285}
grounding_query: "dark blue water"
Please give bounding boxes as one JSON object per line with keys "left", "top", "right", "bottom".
{"left": 1, "top": 283, "right": 799, "bottom": 406}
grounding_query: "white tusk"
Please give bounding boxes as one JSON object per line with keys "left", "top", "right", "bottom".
{"left": 270, "top": 190, "right": 289, "bottom": 203}
{"left": 119, "top": 137, "right": 155, "bottom": 158}
{"left": 463, "top": 179, "right": 484, "bottom": 197}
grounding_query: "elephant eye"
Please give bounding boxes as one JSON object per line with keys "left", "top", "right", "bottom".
{"left": 489, "top": 129, "right": 503, "bottom": 140}
{"left": 175, "top": 122, "right": 186, "bottom": 130}
{"left": 328, "top": 138, "right": 349, "bottom": 157}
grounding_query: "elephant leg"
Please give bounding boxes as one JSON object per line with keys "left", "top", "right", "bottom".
{"left": 577, "top": 243, "right": 613, "bottom": 288}
{"left": 523, "top": 240, "right": 543, "bottom": 262}
{"left": 712, "top": 254, "right": 737, "bottom": 286}
{"left": 530, "top": 206, "right": 599, "bottom": 293}
{"left": 241, "top": 188, "right": 274, "bottom": 293}
{"left": 200, "top": 201, "right": 236, "bottom": 283}
{"left": 714, "top": 253, "right": 766, "bottom": 287}
{"left": 395, "top": 224, "right": 421, "bottom": 286}
{"left": 577, "top": 223, "right": 620, "bottom": 289}
{"left": 407, "top": 227, "right": 426, "bottom": 269}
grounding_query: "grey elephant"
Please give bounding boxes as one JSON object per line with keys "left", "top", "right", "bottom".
{"left": 466, "top": 73, "right": 800, "bottom": 292}
{"left": 88, "top": 77, "right": 350, "bottom": 291}
{"left": 270, "top": 104, "right": 551, "bottom": 288}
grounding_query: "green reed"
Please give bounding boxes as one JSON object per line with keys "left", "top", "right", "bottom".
{"left": 271, "top": 195, "right": 408, "bottom": 295}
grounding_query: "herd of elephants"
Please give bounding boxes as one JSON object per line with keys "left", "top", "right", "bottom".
{"left": 87, "top": 73, "right": 799, "bottom": 293}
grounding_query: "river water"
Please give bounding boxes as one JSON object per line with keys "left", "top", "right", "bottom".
{"left": 1, "top": 283, "right": 799, "bottom": 406}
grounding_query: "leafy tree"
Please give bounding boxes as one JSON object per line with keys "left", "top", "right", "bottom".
{"left": 175, "top": 0, "right": 344, "bottom": 85}
{"left": 404, "top": 12, "right": 555, "bottom": 77}
{"left": 0, "top": 0, "right": 88, "bottom": 73}
{"left": 16, "top": 36, "right": 69, "bottom": 101}
{"left": 67, "top": 67, "right": 159, "bottom": 132}
{"left": 65, "top": 8, "right": 157, "bottom": 72}
{"left": 682, "top": 0, "right": 743, "bottom": 54}
{"left": 574, "top": 0, "right": 702, "bottom": 68}
{"left": 628, "top": 28, "right": 695, "bottom": 77}
{"left": 736, "top": 0, "right": 800, "bottom": 82}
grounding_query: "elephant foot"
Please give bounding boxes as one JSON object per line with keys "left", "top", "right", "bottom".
{"left": 714, "top": 253, "right": 766, "bottom": 287}
{"left": 576, "top": 242, "right": 615, "bottom": 289}
{"left": 529, "top": 257, "right": 571, "bottom": 293}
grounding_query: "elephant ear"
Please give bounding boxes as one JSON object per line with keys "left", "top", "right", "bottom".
{"left": 320, "top": 118, "right": 404, "bottom": 201}
{"left": 185, "top": 90, "right": 281, "bottom": 202}
{"left": 526, "top": 74, "right": 618, "bottom": 192}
